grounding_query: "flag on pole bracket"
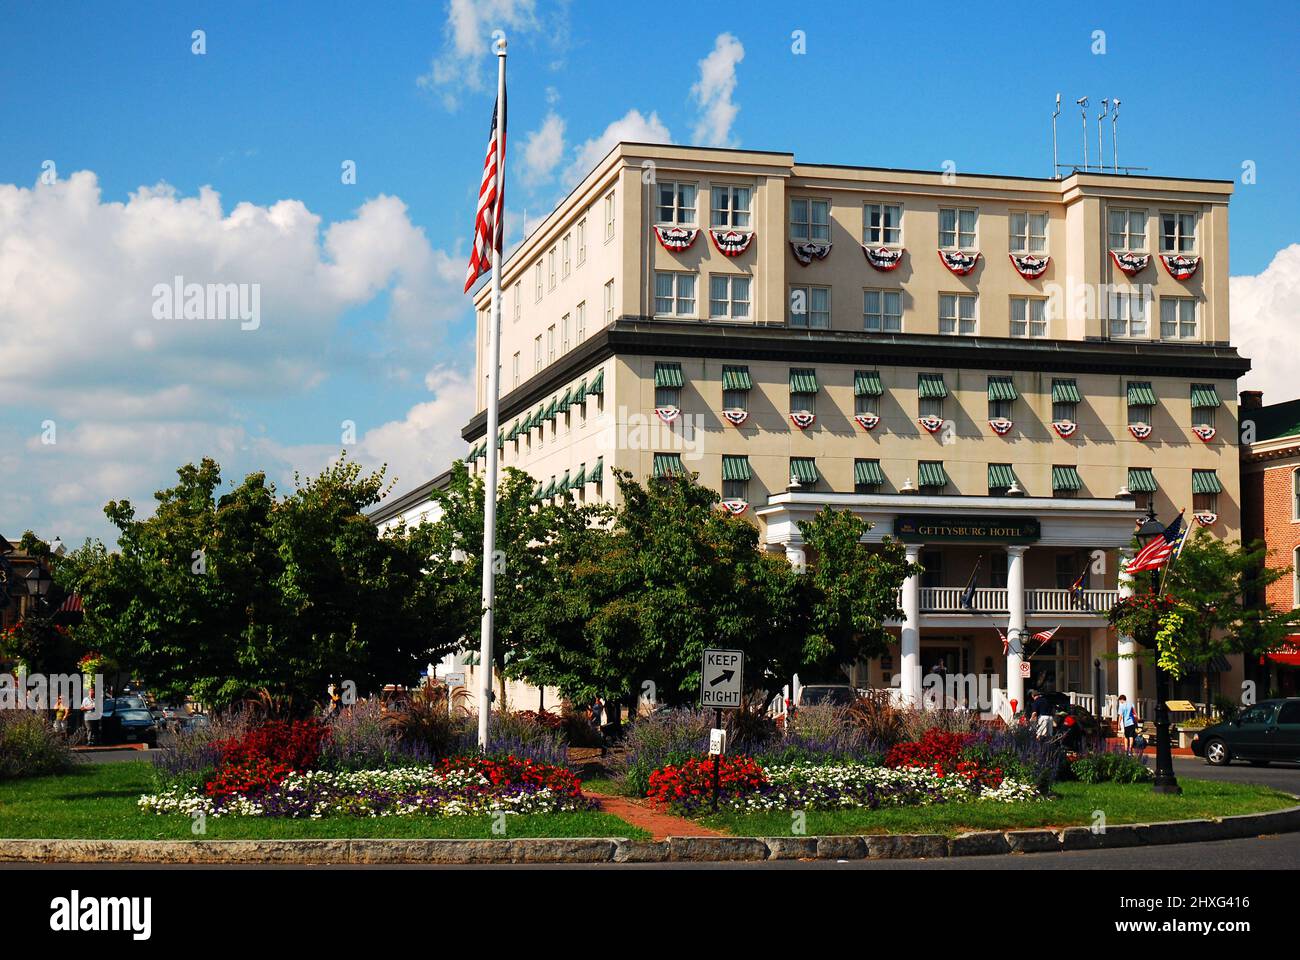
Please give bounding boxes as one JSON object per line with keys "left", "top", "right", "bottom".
{"left": 464, "top": 89, "right": 507, "bottom": 293}
{"left": 1069, "top": 565, "right": 1089, "bottom": 608}
{"left": 959, "top": 556, "right": 982, "bottom": 609}
{"left": 1123, "top": 510, "right": 1185, "bottom": 574}
{"left": 1031, "top": 625, "right": 1060, "bottom": 643}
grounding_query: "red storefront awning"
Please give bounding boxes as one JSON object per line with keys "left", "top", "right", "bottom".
{"left": 1267, "top": 637, "right": 1300, "bottom": 667}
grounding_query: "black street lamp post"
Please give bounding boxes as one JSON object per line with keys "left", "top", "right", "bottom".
{"left": 1133, "top": 506, "right": 1181, "bottom": 795}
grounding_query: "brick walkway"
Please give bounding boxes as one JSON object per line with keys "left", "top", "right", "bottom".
{"left": 590, "top": 792, "right": 723, "bottom": 840}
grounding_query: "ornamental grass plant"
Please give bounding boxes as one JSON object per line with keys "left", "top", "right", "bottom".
{"left": 0, "top": 710, "right": 73, "bottom": 780}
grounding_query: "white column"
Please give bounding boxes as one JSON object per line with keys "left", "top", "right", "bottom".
{"left": 785, "top": 544, "right": 806, "bottom": 572}
{"left": 1006, "top": 545, "right": 1028, "bottom": 713}
{"left": 900, "top": 544, "right": 922, "bottom": 706}
{"left": 1117, "top": 547, "right": 1137, "bottom": 712}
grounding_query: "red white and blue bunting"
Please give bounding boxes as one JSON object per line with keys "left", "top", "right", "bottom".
{"left": 654, "top": 406, "right": 680, "bottom": 424}
{"left": 862, "top": 246, "right": 904, "bottom": 272}
{"left": 789, "top": 411, "right": 817, "bottom": 429}
{"left": 988, "top": 418, "right": 1014, "bottom": 436}
{"left": 1052, "top": 420, "right": 1078, "bottom": 439}
{"left": 853, "top": 413, "right": 880, "bottom": 431}
{"left": 720, "top": 499, "right": 749, "bottom": 516}
{"left": 1193, "top": 511, "right": 1217, "bottom": 527}
{"left": 1160, "top": 254, "right": 1200, "bottom": 281}
{"left": 917, "top": 415, "right": 945, "bottom": 434}
{"left": 1109, "top": 250, "right": 1150, "bottom": 276}
{"left": 711, "top": 230, "right": 754, "bottom": 257}
{"left": 1128, "top": 423, "right": 1152, "bottom": 440}
{"left": 938, "top": 250, "right": 980, "bottom": 276}
{"left": 654, "top": 226, "right": 699, "bottom": 253}
{"left": 721, "top": 409, "right": 749, "bottom": 427}
{"left": 1009, "top": 254, "right": 1050, "bottom": 279}
{"left": 1192, "top": 424, "right": 1216, "bottom": 442}
{"left": 790, "top": 241, "right": 832, "bottom": 265}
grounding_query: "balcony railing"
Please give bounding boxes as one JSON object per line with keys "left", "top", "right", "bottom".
{"left": 897, "top": 587, "right": 1120, "bottom": 615}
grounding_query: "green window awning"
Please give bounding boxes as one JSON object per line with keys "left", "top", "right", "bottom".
{"left": 560, "top": 470, "right": 571, "bottom": 491}
{"left": 497, "top": 431, "right": 505, "bottom": 448}
{"left": 855, "top": 459, "right": 885, "bottom": 486}
{"left": 722, "top": 365, "right": 753, "bottom": 391}
{"left": 988, "top": 464, "right": 1017, "bottom": 489}
{"left": 520, "top": 411, "right": 534, "bottom": 432}
{"left": 506, "top": 420, "right": 520, "bottom": 441}
{"left": 543, "top": 478, "right": 557, "bottom": 498}
{"left": 533, "top": 405, "right": 546, "bottom": 428}
{"left": 573, "top": 464, "right": 587, "bottom": 486}
{"left": 1051, "top": 379, "right": 1081, "bottom": 404}
{"left": 558, "top": 387, "right": 573, "bottom": 410}
{"left": 533, "top": 482, "right": 545, "bottom": 500}
{"left": 588, "top": 456, "right": 603, "bottom": 483}
{"left": 918, "top": 461, "right": 947, "bottom": 487}
{"left": 589, "top": 368, "right": 604, "bottom": 396}
{"left": 544, "top": 398, "right": 558, "bottom": 421}
{"left": 1191, "top": 384, "right": 1221, "bottom": 409}
{"left": 1192, "top": 469, "right": 1221, "bottom": 494}
{"left": 918, "top": 373, "right": 947, "bottom": 399}
{"left": 1128, "top": 467, "right": 1157, "bottom": 493}
{"left": 1052, "top": 465, "right": 1082, "bottom": 491}
{"left": 988, "top": 376, "right": 1018, "bottom": 401}
{"left": 654, "top": 362, "right": 684, "bottom": 388}
{"left": 653, "top": 453, "right": 686, "bottom": 478}
{"left": 790, "top": 457, "right": 818, "bottom": 484}
{"left": 722, "top": 455, "right": 751, "bottom": 481}
{"left": 854, "top": 370, "right": 883, "bottom": 397}
{"left": 789, "top": 368, "right": 819, "bottom": 394}
{"left": 1127, "top": 381, "right": 1156, "bottom": 406}
{"left": 573, "top": 380, "right": 587, "bottom": 404}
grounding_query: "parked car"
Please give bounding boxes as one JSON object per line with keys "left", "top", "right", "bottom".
{"left": 178, "top": 713, "right": 211, "bottom": 734}
{"left": 795, "top": 684, "right": 858, "bottom": 707}
{"left": 100, "top": 697, "right": 159, "bottom": 748}
{"left": 1191, "top": 698, "right": 1300, "bottom": 766}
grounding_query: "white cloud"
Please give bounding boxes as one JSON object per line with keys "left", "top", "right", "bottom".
{"left": 417, "top": 0, "right": 543, "bottom": 111}
{"left": 520, "top": 111, "right": 566, "bottom": 187}
{"left": 565, "top": 109, "right": 672, "bottom": 186}
{"left": 1231, "top": 243, "right": 1300, "bottom": 404}
{"left": 690, "top": 33, "right": 745, "bottom": 147}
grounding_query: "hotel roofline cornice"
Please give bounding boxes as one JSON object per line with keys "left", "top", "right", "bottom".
{"left": 461, "top": 319, "right": 1251, "bottom": 441}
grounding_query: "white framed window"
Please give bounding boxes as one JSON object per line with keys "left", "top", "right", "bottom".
{"left": 654, "top": 272, "right": 696, "bottom": 317}
{"left": 533, "top": 335, "right": 542, "bottom": 372}
{"left": 790, "top": 390, "right": 816, "bottom": 417}
{"left": 939, "top": 207, "right": 977, "bottom": 249}
{"left": 863, "top": 203, "right": 902, "bottom": 246}
{"left": 939, "top": 293, "right": 976, "bottom": 335}
{"left": 576, "top": 301, "right": 586, "bottom": 341}
{"left": 561, "top": 313, "right": 571, "bottom": 353}
{"left": 1160, "top": 211, "right": 1196, "bottom": 253}
{"left": 1109, "top": 289, "right": 1149, "bottom": 338}
{"left": 512, "top": 283, "right": 520, "bottom": 322}
{"left": 1108, "top": 209, "right": 1147, "bottom": 251}
{"left": 534, "top": 263, "right": 543, "bottom": 301}
{"left": 656, "top": 181, "right": 697, "bottom": 225}
{"left": 576, "top": 219, "right": 587, "bottom": 265}
{"left": 855, "top": 392, "right": 879, "bottom": 416}
{"left": 863, "top": 289, "right": 901, "bottom": 332}
{"left": 789, "top": 285, "right": 830, "bottom": 328}
{"left": 561, "top": 234, "right": 571, "bottom": 279}
{"left": 789, "top": 198, "right": 830, "bottom": 242}
{"left": 1159, "top": 297, "right": 1197, "bottom": 340}
{"left": 1010, "top": 297, "right": 1048, "bottom": 337}
{"left": 1009, "top": 211, "right": 1048, "bottom": 254}
{"left": 724, "top": 387, "right": 748, "bottom": 411}
{"left": 1294, "top": 548, "right": 1300, "bottom": 607}
{"left": 723, "top": 477, "right": 748, "bottom": 501}
{"left": 547, "top": 248, "right": 556, "bottom": 290}
{"left": 604, "top": 192, "right": 615, "bottom": 241}
{"left": 603, "top": 279, "right": 614, "bottom": 323}
{"left": 512, "top": 352, "right": 520, "bottom": 387}
{"left": 711, "top": 185, "right": 752, "bottom": 229}
{"left": 547, "top": 325, "right": 556, "bottom": 364}
{"left": 1293, "top": 468, "right": 1300, "bottom": 522}
{"left": 709, "top": 275, "right": 751, "bottom": 319}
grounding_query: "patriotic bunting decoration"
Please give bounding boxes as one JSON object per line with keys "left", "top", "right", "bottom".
{"left": 1194, "top": 511, "right": 1217, "bottom": 527}
{"left": 1192, "top": 424, "right": 1216, "bottom": 442}
{"left": 711, "top": 230, "right": 754, "bottom": 257}
{"left": 721, "top": 409, "right": 749, "bottom": 427}
{"left": 988, "top": 418, "right": 1014, "bottom": 436}
{"left": 1009, "top": 254, "right": 1050, "bottom": 279}
{"left": 917, "top": 415, "right": 945, "bottom": 434}
{"left": 654, "top": 226, "right": 699, "bottom": 252}
{"left": 862, "top": 245, "right": 904, "bottom": 271}
{"left": 720, "top": 499, "right": 749, "bottom": 515}
{"left": 1052, "top": 420, "right": 1078, "bottom": 439}
{"left": 938, "top": 250, "right": 980, "bottom": 275}
{"left": 790, "top": 241, "right": 832, "bottom": 265}
{"left": 1123, "top": 512, "right": 1185, "bottom": 573}
{"left": 790, "top": 411, "right": 817, "bottom": 429}
{"left": 654, "top": 406, "right": 680, "bottom": 424}
{"left": 1128, "top": 423, "right": 1152, "bottom": 440}
{"left": 1160, "top": 254, "right": 1200, "bottom": 281}
{"left": 853, "top": 413, "right": 880, "bottom": 431}
{"left": 1109, "top": 250, "right": 1150, "bottom": 276}
{"left": 463, "top": 92, "right": 506, "bottom": 293}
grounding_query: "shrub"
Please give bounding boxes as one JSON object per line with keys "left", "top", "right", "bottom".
{"left": 318, "top": 700, "right": 414, "bottom": 771}
{"left": 960, "top": 726, "right": 1061, "bottom": 794}
{"left": 468, "top": 711, "right": 569, "bottom": 767}
{"left": 561, "top": 704, "right": 603, "bottom": 748}
{"left": 757, "top": 706, "right": 881, "bottom": 765}
{"left": 152, "top": 710, "right": 251, "bottom": 789}
{"left": 885, "top": 729, "right": 973, "bottom": 772}
{"left": 0, "top": 711, "right": 73, "bottom": 779}
{"left": 898, "top": 705, "right": 984, "bottom": 741}
{"left": 1069, "top": 749, "right": 1152, "bottom": 784}
{"left": 846, "top": 690, "right": 906, "bottom": 747}
{"left": 385, "top": 696, "right": 467, "bottom": 762}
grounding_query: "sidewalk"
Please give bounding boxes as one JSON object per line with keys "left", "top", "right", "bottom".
{"left": 590, "top": 792, "right": 723, "bottom": 840}
{"left": 1102, "top": 736, "right": 1194, "bottom": 757}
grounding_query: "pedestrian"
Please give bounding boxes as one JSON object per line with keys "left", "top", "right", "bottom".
{"left": 591, "top": 697, "right": 603, "bottom": 727}
{"left": 1030, "top": 689, "right": 1054, "bottom": 740}
{"left": 53, "top": 694, "right": 68, "bottom": 735}
{"left": 81, "top": 685, "right": 99, "bottom": 746}
{"left": 1118, "top": 694, "right": 1139, "bottom": 754}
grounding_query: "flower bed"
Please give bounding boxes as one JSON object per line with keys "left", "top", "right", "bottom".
{"left": 140, "top": 755, "right": 596, "bottom": 819}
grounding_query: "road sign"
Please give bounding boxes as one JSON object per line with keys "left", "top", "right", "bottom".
{"left": 1165, "top": 700, "right": 1196, "bottom": 712}
{"left": 709, "top": 728, "right": 727, "bottom": 756}
{"left": 1019, "top": 661, "right": 1031, "bottom": 678}
{"left": 445, "top": 672, "right": 466, "bottom": 687}
{"left": 700, "top": 648, "right": 744, "bottom": 709}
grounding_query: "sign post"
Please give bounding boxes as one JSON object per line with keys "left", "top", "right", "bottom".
{"left": 701, "top": 648, "right": 744, "bottom": 812}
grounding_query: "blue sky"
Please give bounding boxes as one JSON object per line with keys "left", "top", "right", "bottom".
{"left": 2, "top": 1, "right": 1298, "bottom": 543}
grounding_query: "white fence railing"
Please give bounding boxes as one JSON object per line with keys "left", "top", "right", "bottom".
{"left": 897, "top": 587, "right": 1120, "bottom": 615}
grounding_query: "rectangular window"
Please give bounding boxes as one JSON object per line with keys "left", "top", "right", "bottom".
{"left": 1108, "top": 209, "right": 1147, "bottom": 251}
{"left": 547, "top": 248, "right": 556, "bottom": 290}
{"left": 855, "top": 392, "right": 879, "bottom": 416}
{"left": 512, "top": 352, "right": 520, "bottom": 387}
{"left": 604, "top": 192, "right": 615, "bottom": 240}
{"left": 789, "top": 285, "right": 830, "bottom": 328}
{"left": 533, "top": 335, "right": 542, "bottom": 372}
{"left": 789, "top": 368, "right": 817, "bottom": 417}
{"left": 656, "top": 181, "right": 697, "bottom": 225}
{"left": 1192, "top": 470, "right": 1220, "bottom": 513}
{"left": 722, "top": 477, "right": 748, "bottom": 501}
{"left": 561, "top": 234, "right": 571, "bottom": 278}
{"left": 863, "top": 203, "right": 902, "bottom": 245}
{"left": 939, "top": 207, "right": 977, "bottom": 249}
{"left": 1160, "top": 211, "right": 1196, "bottom": 253}
{"left": 512, "top": 283, "right": 520, "bottom": 322}
{"left": 576, "top": 219, "right": 587, "bottom": 265}
{"left": 654, "top": 273, "right": 696, "bottom": 317}
{"left": 1051, "top": 379, "right": 1080, "bottom": 423}
{"left": 655, "top": 384, "right": 680, "bottom": 408}
{"left": 918, "top": 373, "right": 946, "bottom": 420}
{"left": 863, "top": 289, "right": 902, "bottom": 332}
{"left": 1009, "top": 211, "right": 1048, "bottom": 254}
{"left": 603, "top": 279, "right": 614, "bottom": 323}
{"left": 547, "top": 325, "right": 555, "bottom": 364}
{"left": 1109, "top": 289, "right": 1149, "bottom": 338}
{"left": 990, "top": 552, "right": 1008, "bottom": 588}
{"left": 576, "top": 301, "right": 586, "bottom": 341}
{"left": 1159, "top": 298, "right": 1198, "bottom": 340}
{"left": 790, "top": 389, "right": 816, "bottom": 417}
{"left": 723, "top": 388, "right": 747, "bottom": 411}
{"left": 921, "top": 550, "right": 943, "bottom": 589}
{"left": 709, "top": 275, "right": 751, "bottom": 319}
{"left": 1056, "top": 553, "right": 1082, "bottom": 589}
{"left": 534, "top": 263, "right": 543, "bottom": 301}
{"left": 711, "top": 185, "right": 752, "bottom": 229}
{"left": 561, "top": 313, "right": 571, "bottom": 353}
{"left": 939, "top": 293, "right": 976, "bottom": 335}
{"left": 1010, "top": 297, "right": 1047, "bottom": 337}
{"left": 789, "top": 198, "right": 830, "bottom": 242}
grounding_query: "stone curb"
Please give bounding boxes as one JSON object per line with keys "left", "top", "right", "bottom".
{"left": 4, "top": 803, "right": 1298, "bottom": 864}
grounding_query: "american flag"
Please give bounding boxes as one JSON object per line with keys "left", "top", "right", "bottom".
{"left": 1124, "top": 511, "right": 1185, "bottom": 573}
{"left": 1031, "top": 624, "right": 1060, "bottom": 643}
{"left": 463, "top": 92, "right": 506, "bottom": 294}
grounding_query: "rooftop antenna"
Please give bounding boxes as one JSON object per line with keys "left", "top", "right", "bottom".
{"left": 1076, "top": 97, "right": 1089, "bottom": 171}
{"left": 1097, "top": 99, "right": 1109, "bottom": 174}
{"left": 1110, "top": 99, "right": 1121, "bottom": 173}
{"left": 1051, "top": 93, "right": 1061, "bottom": 179}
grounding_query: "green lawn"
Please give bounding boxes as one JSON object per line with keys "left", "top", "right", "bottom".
{"left": 0, "top": 761, "right": 648, "bottom": 840}
{"left": 698, "top": 779, "right": 1298, "bottom": 838}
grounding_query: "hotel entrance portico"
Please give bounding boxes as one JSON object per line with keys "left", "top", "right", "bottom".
{"left": 757, "top": 492, "right": 1142, "bottom": 715}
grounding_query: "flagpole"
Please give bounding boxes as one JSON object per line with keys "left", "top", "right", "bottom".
{"left": 477, "top": 34, "right": 507, "bottom": 751}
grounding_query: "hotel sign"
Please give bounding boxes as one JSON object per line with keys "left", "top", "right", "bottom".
{"left": 894, "top": 515, "right": 1040, "bottom": 543}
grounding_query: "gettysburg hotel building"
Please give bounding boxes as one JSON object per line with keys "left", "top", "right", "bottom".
{"left": 448, "top": 142, "right": 1248, "bottom": 716}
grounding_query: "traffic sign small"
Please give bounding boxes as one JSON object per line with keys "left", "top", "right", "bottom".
{"left": 709, "top": 728, "right": 727, "bottom": 756}
{"left": 701, "top": 648, "right": 744, "bottom": 709}
{"left": 1019, "top": 661, "right": 1031, "bottom": 679}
